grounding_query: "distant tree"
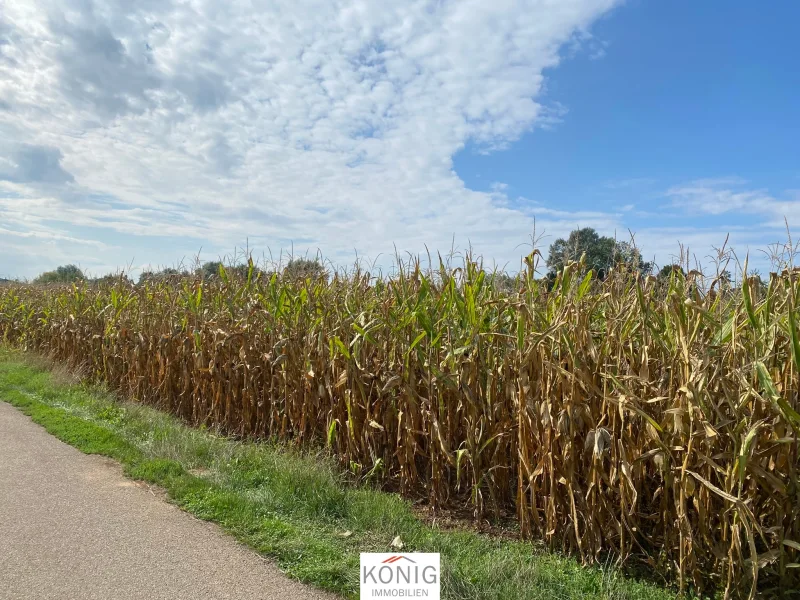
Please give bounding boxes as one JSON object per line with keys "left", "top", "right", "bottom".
{"left": 199, "top": 261, "right": 267, "bottom": 283}
{"left": 716, "top": 270, "right": 733, "bottom": 292}
{"left": 546, "top": 228, "right": 650, "bottom": 278}
{"left": 33, "top": 264, "right": 85, "bottom": 284}
{"left": 657, "top": 264, "right": 686, "bottom": 279}
{"left": 614, "top": 241, "right": 652, "bottom": 275}
{"left": 199, "top": 261, "right": 223, "bottom": 280}
{"left": 283, "top": 258, "right": 326, "bottom": 280}
{"left": 91, "top": 273, "right": 134, "bottom": 286}
{"left": 138, "top": 267, "right": 186, "bottom": 284}
{"left": 490, "top": 272, "right": 518, "bottom": 294}
{"left": 229, "top": 262, "right": 267, "bottom": 281}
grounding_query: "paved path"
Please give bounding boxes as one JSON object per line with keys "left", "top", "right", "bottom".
{"left": 0, "top": 401, "right": 336, "bottom": 600}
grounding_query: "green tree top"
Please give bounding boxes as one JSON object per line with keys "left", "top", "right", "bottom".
{"left": 33, "top": 264, "right": 85, "bottom": 284}
{"left": 656, "top": 264, "right": 686, "bottom": 279}
{"left": 283, "top": 258, "right": 326, "bottom": 280}
{"left": 546, "top": 228, "right": 650, "bottom": 278}
{"left": 199, "top": 261, "right": 224, "bottom": 280}
{"left": 137, "top": 267, "right": 186, "bottom": 284}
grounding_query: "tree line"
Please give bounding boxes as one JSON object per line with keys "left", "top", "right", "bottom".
{"left": 24, "top": 227, "right": 703, "bottom": 286}
{"left": 28, "top": 258, "right": 327, "bottom": 285}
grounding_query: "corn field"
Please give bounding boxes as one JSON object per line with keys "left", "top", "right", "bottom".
{"left": 1, "top": 256, "right": 799, "bottom": 598}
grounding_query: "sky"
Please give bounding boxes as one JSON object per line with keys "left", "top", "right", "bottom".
{"left": 1, "top": 0, "right": 798, "bottom": 279}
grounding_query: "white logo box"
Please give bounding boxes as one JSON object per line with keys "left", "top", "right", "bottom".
{"left": 360, "top": 553, "right": 441, "bottom": 599}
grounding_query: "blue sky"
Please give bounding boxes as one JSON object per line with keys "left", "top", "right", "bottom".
{"left": 1, "top": 0, "right": 798, "bottom": 279}
{"left": 456, "top": 0, "right": 800, "bottom": 267}
{"left": 458, "top": 1, "right": 800, "bottom": 197}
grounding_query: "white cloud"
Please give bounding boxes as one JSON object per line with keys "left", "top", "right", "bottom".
{"left": 2, "top": 0, "right": 795, "bottom": 281}
{"left": 0, "top": 0, "right": 627, "bottom": 277}
{"left": 0, "top": 143, "right": 74, "bottom": 184}
{"left": 628, "top": 178, "right": 800, "bottom": 275}
{"left": 666, "top": 178, "right": 800, "bottom": 226}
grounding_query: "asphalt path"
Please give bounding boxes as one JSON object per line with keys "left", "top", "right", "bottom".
{"left": 0, "top": 401, "right": 336, "bottom": 600}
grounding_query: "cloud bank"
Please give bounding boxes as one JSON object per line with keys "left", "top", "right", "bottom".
{"left": 0, "top": 0, "right": 794, "bottom": 278}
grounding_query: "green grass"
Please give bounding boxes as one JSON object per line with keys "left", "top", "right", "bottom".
{"left": 0, "top": 349, "right": 686, "bottom": 600}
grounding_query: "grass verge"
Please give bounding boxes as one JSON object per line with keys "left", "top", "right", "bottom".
{"left": 0, "top": 349, "right": 684, "bottom": 600}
